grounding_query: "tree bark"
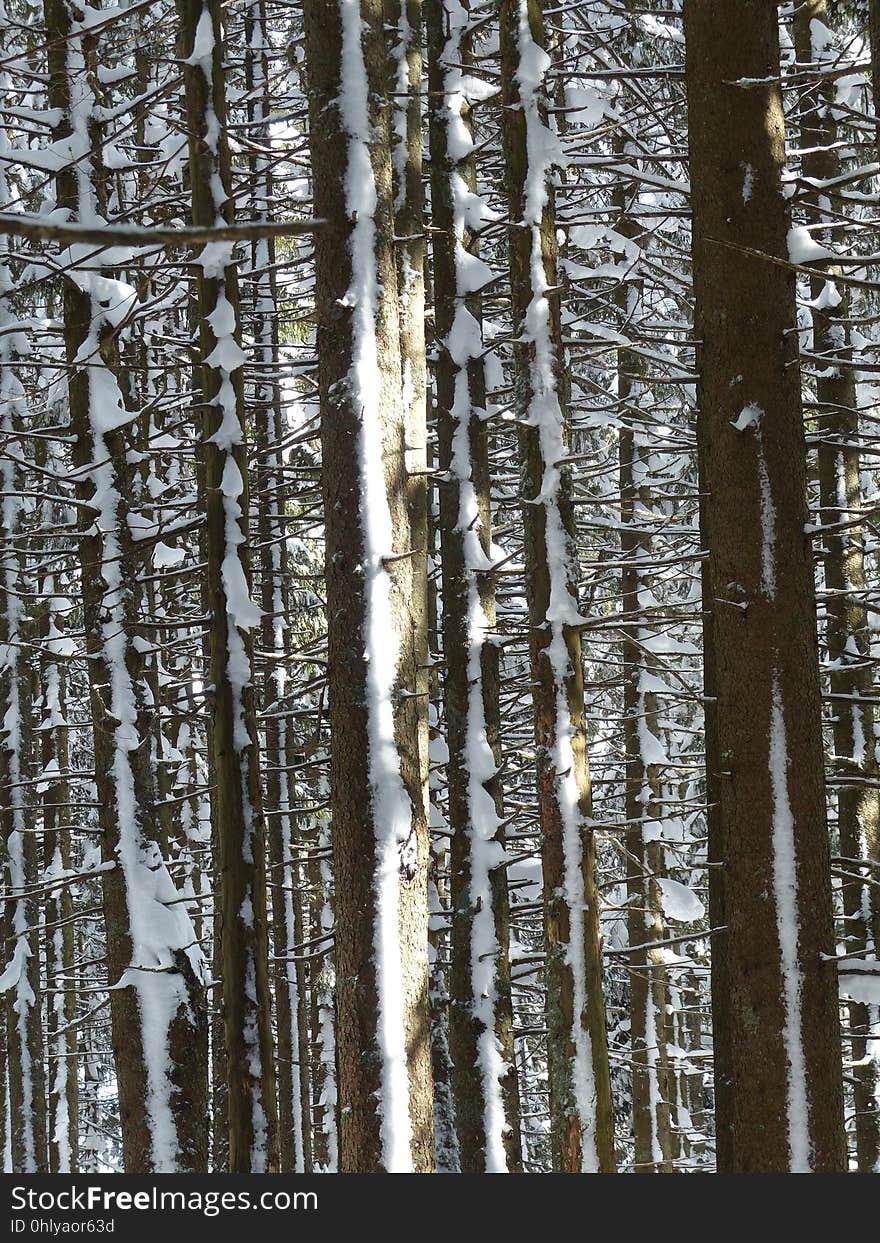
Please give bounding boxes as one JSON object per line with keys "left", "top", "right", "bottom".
{"left": 683, "top": 0, "right": 846, "bottom": 1172}
{"left": 610, "top": 24, "right": 678, "bottom": 1162}
{"left": 303, "top": 0, "right": 434, "bottom": 1172}
{"left": 244, "top": 0, "right": 312, "bottom": 1174}
{"left": 428, "top": 0, "right": 522, "bottom": 1172}
{"left": 45, "top": 0, "right": 208, "bottom": 1173}
{"left": 177, "top": 0, "right": 279, "bottom": 1173}
{"left": 793, "top": 0, "right": 880, "bottom": 1172}
{"left": 500, "top": 0, "right": 615, "bottom": 1173}
{"left": 39, "top": 578, "right": 78, "bottom": 1173}
{"left": 0, "top": 456, "right": 46, "bottom": 1173}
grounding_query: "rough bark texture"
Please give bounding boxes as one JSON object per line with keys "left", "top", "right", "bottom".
{"left": 178, "top": 0, "right": 278, "bottom": 1172}
{"left": 428, "top": 0, "right": 522, "bottom": 1172}
{"left": 303, "top": 0, "right": 434, "bottom": 1172}
{"left": 39, "top": 588, "right": 78, "bottom": 1173}
{"left": 611, "top": 40, "right": 678, "bottom": 1165}
{"left": 500, "top": 0, "right": 614, "bottom": 1174}
{"left": 684, "top": 0, "right": 846, "bottom": 1172}
{"left": 387, "top": 0, "right": 431, "bottom": 837}
{"left": 46, "top": 0, "right": 207, "bottom": 1174}
{"left": 794, "top": 0, "right": 880, "bottom": 1172}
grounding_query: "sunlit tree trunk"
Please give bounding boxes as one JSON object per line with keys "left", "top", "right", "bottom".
{"left": 500, "top": 0, "right": 614, "bottom": 1173}
{"left": 428, "top": 0, "right": 522, "bottom": 1172}
{"left": 303, "top": 0, "right": 434, "bottom": 1172}
{"left": 45, "top": 0, "right": 208, "bottom": 1173}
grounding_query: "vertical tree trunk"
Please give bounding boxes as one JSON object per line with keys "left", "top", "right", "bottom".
{"left": 611, "top": 52, "right": 678, "bottom": 1165}
{"left": 39, "top": 579, "right": 78, "bottom": 1173}
{"left": 303, "top": 0, "right": 434, "bottom": 1172}
{"left": 870, "top": 0, "right": 880, "bottom": 146}
{"left": 244, "top": 0, "right": 311, "bottom": 1174}
{"left": 0, "top": 60, "right": 45, "bottom": 1170}
{"left": 44, "top": 0, "right": 208, "bottom": 1173}
{"left": 0, "top": 19, "right": 46, "bottom": 1173}
{"left": 428, "top": 0, "right": 522, "bottom": 1172}
{"left": 683, "top": 0, "right": 846, "bottom": 1172}
{"left": 177, "top": 0, "right": 278, "bottom": 1172}
{"left": 619, "top": 432, "right": 678, "bottom": 1174}
{"left": 310, "top": 816, "right": 338, "bottom": 1171}
{"left": 387, "top": 0, "right": 430, "bottom": 835}
{"left": 793, "top": 0, "right": 880, "bottom": 1172}
{"left": 0, "top": 451, "right": 46, "bottom": 1175}
{"left": 500, "top": 0, "right": 615, "bottom": 1173}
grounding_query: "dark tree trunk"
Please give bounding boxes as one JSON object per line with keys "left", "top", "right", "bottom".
{"left": 683, "top": 0, "right": 846, "bottom": 1172}
{"left": 177, "top": 0, "right": 278, "bottom": 1172}
{"left": 428, "top": 0, "right": 522, "bottom": 1172}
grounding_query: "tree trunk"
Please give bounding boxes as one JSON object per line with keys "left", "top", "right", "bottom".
{"left": 177, "top": 0, "right": 279, "bottom": 1173}
{"left": 387, "top": 0, "right": 430, "bottom": 841}
{"left": 0, "top": 452, "right": 46, "bottom": 1174}
{"left": 870, "top": 0, "right": 880, "bottom": 146}
{"left": 500, "top": 0, "right": 615, "bottom": 1173}
{"left": 428, "top": 0, "right": 522, "bottom": 1172}
{"left": 611, "top": 60, "right": 678, "bottom": 1165}
{"left": 303, "top": 0, "right": 434, "bottom": 1172}
{"left": 793, "top": 0, "right": 880, "bottom": 1172}
{"left": 39, "top": 579, "right": 78, "bottom": 1173}
{"left": 244, "top": 0, "right": 311, "bottom": 1174}
{"left": 683, "top": 0, "right": 846, "bottom": 1172}
{"left": 45, "top": 0, "right": 208, "bottom": 1173}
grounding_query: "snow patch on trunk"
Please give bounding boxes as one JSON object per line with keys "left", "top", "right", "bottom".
{"left": 338, "top": 0, "right": 414, "bottom": 1173}
{"left": 768, "top": 677, "right": 811, "bottom": 1171}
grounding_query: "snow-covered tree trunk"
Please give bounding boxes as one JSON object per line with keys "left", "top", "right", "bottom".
{"left": 683, "top": 0, "right": 846, "bottom": 1172}
{"left": 310, "top": 815, "right": 338, "bottom": 1172}
{"left": 500, "top": 0, "right": 615, "bottom": 1173}
{"left": 793, "top": 0, "right": 880, "bottom": 1172}
{"left": 0, "top": 390, "right": 46, "bottom": 1176}
{"left": 612, "top": 67, "right": 678, "bottom": 1167}
{"left": 44, "top": 0, "right": 209, "bottom": 1174}
{"left": 177, "top": 0, "right": 278, "bottom": 1172}
{"left": 0, "top": 31, "right": 46, "bottom": 1166}
{"left": 428, "top": 0, "right": 522, "bottom": 1173}
{"left": 39, "top": 575, "right": 78, "bottom": 1173}
{"left": 387, "top": 0, "right": 430, "bottom": 845}
{"left": 303, "top": 0, "right": 434, "bottom": 1172}
{"left": 619, "top": 420, "right": 678, "bottom": 1174}
{"left": 871, "top": 0, "right": 880, "bottom": 146}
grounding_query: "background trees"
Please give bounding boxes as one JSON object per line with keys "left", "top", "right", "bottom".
{"left": 0, "top": 0, "right": 879, "bottom": 1174}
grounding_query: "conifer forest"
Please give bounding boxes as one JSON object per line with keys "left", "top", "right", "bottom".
{"left": 1, "top": 0, "right": 880, "bottom": 1177}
